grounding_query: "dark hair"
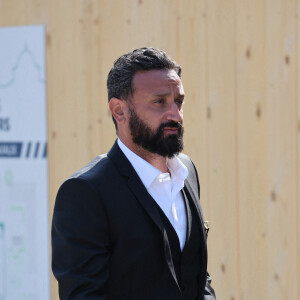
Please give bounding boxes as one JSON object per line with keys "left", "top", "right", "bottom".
{"left": 107, "top": 47, "right": 181, "bottom": 129}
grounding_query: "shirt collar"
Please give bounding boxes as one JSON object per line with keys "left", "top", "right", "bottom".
{"left": 168, "top": 154, "right": 189, "bottom": 185}
{"left": 117, "top": 138, "right": 188, "bottom": 189}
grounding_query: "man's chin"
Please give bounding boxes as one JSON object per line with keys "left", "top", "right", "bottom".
{"left": 163, "top": 133, "right": 179, "bottom": 140}
{"left": 157, "top": 140, "right": 184, "bottom": 158}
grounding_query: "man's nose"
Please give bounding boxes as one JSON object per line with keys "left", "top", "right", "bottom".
{"left": 166, "top": 102, "right": 183, "bottom": 123}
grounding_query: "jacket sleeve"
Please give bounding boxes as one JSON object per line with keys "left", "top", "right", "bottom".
{"left": 51, "top": 177, "right": 110, "bottom": 299}
{"left": 203, "top": 273, "right": 217, "bottom": 299}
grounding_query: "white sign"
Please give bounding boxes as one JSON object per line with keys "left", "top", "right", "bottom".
{"left": 0, "top": 25, "right": 49, "bottom": 300}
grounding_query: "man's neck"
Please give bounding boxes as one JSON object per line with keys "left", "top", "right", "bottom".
{"left": 119, "top": 138, "right": 169, "bottom": 173}
{"left": 133, "top": 145, "right": 169, "bottom": 173}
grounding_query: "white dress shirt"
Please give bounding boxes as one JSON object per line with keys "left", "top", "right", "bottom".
{"left": 117, "top": 138, "right": 189, "bottom": 250}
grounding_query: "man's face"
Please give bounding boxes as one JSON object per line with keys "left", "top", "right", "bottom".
{"left": 127, "top": 69, "right": 185, "bottom": 158}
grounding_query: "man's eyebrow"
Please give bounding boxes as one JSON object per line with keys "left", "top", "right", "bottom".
{"left": 152, "top": 92, "right": 185, "bottom": 99}
{"left": 176, "top": 94, "right": 185, "bottom": 100}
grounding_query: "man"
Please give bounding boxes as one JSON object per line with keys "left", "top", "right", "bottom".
{"left": 52, "top": 47, "right": 216, "bottom": 299}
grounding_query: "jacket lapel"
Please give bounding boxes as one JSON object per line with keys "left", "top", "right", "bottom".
{"left": 127, "top": 175, "right": 164, "bottom": 234}
{"left": 181, "top": 189, "right": 192, "bottom": 244}
{"left": 107, "top": 140, "right": 164, "bottom": 234}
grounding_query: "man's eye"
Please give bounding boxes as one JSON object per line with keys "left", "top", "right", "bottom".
{"left": 176, "top": 99, "right": 184, "bottom": 105}
{"left": 155, "top": 99, "right": 164, "bottom": 104}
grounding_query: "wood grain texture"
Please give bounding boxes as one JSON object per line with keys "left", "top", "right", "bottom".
{"left": 0, "top": 0, "right": 299, "bottom": 299}
{"left": 236, "top": 0, "right": 268, "bottom": 298}
{"left": 204, "top": 1, "right": 240, "bottom": 299}
{"left": 296, "top": 0, "right": 300, "bottom": 299}
{"left": 265, "top": 0, "right": 298, "bottom": 298}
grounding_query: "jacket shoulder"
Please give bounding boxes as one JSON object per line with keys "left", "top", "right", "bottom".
{"left": 70, "top": 153, "right": 107, "bottom": 178}
{"left": 57, "top": 153, "right": 114, "bottom": 195}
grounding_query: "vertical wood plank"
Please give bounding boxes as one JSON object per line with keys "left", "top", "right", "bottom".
{"left": 204, "top": 1, "right": 239, "bottom": 299}
{"left": 265, "top": 0, "right": 298, "bottom": 298}
{"left": 235, "top": 0, "right": 268, "bottom": 299}
{"left": 296, "top": 0, "right": 300, "bottom": 299}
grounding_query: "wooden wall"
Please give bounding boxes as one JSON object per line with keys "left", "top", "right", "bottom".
{"left": 0, "top": 0, "right": 299, "bottom": 299}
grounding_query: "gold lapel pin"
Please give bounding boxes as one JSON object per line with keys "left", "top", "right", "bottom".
{"left": 204, "top": 221, "right": 209, "bottom": 238}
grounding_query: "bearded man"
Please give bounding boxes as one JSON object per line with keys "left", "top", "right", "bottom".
{"left": 52, "top": 47, "right": 216, "bottom": 300}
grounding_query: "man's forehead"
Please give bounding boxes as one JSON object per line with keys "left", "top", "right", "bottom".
{"left": 132, "top": 69, "right": 183, "bottom": 93}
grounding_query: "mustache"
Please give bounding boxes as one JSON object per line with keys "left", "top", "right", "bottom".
{"left": 159, "top": 121, "right": 183, "bottom": 130}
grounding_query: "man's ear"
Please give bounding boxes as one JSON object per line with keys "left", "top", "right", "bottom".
{"left": 108, "top": 98, "right": 127, "bottom": 125}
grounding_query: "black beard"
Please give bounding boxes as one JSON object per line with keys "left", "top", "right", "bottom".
{"left": 128, "top": 106, "right": 184, "bottom": 158}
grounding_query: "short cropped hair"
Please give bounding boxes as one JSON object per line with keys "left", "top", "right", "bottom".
{"left": 107, "top": 47, "right": 181, "bottom": 129}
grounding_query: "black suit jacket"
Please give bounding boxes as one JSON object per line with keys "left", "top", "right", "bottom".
{"left": 52, "top": 141, "right": 216, "bottom": 299}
